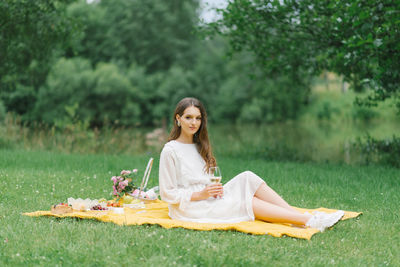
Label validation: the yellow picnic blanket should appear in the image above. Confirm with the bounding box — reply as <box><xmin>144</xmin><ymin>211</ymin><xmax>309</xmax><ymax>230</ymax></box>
<box><xmin>23</xmin><ymin>200</ymin><xmax>361</xmax><ymax>240</ymax></box>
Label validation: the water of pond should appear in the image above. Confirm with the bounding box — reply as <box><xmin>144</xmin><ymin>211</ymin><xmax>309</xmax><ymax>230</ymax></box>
<box><xmin>207</xmin><ymin>120</ymin><xmax>400</xmax><ymax>164</ymax></box>
<box><xmin>3</xmin><ymin>115</ymin><xmax>397</xmax><ymax>165</ymax></box>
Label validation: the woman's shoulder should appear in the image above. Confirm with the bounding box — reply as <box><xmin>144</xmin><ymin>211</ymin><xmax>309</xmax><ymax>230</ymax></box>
<box><xmin>161</xmin><ymin>140</ymin><xmax>196</xmax><ymax>156</ymax></box>
<box><xmin>163</xmin><ymin>140</ymin><xmax>177</xmax><ymax>149</ymax></box>
<box><xmin>161</xmin><ymin>140</ymin><xmax>178</xmax><ymax>154</ymax></box>
<box><xmin>161</xmin><ymin>141</ymin><xmax>185</xmax><ymax>162</ymax></box>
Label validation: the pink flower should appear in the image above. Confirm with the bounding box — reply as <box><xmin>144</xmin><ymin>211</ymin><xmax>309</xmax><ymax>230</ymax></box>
<box><xmin>111</xmin><ymin>169</ymin><xmax>138</xmax><ymax>198</ymax></box>
<box><xmin>131</xmin><ymin>189</ymin><xmax>146</xmax><ymax>198</ymax></box>
<box><xmin>131</xmin><ymin>189</ymin><xmax>140</xmax><ymax>197</ymax></box>
<box><xmin>118</xmin><ymin>181</ymin><xmax>126</xmax><ymax>190</ymax></box>
<box><xmin>112</xmin><ymin>185</ymin><xmax>118</xmax><ymax>196</ymax></box>
<box><xmin>121</xmin><ymin>170</ymin><xmax>132</xmax><ymax>176</ymax></box>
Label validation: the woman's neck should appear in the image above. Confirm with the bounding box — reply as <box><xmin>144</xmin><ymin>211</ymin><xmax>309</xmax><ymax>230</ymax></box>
<box><xmin>176</xmin><ymin>134</ymin><xmax>194</xmax><ymax>144</ymax></box>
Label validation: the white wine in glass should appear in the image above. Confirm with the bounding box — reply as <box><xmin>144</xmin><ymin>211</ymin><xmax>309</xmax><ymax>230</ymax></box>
<box><xmin>210</xmin><ymin>176</ymin><xmax>221</xmax><ymax>183</ymax></box>
<box><xmin>209</xmin><ymin>166</ymin><xmax>222</xmax><ymax>199</ymax></box>
<box><xmin>209</xmin><ymin>166</ymin><xmax>222</xmax><ymax>184</ymax></box>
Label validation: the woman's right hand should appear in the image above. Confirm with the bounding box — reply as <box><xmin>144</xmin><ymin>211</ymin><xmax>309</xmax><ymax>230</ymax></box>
<box><xmin>202</xmin><ymin>183</ymin><xmax>223</xmax><ymax>199</ymax></box>
<box><xmin>190</xmin><ymin>183</ymin><xmax>224</xmax><ymax>201</ymax></box>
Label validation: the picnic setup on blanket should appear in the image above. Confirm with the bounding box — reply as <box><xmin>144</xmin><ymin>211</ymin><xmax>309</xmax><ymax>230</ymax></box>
<box><xmin>23</xmin><ymin>158</ymin><xmax>362</xmax><ymax>240</ymax></box>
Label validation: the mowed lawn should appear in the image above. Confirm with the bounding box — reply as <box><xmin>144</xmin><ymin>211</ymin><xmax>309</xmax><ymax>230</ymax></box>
<box><xmin>0</xmin><ymin>149</ymin><xmax>399</xmax><ymax>266</ymax></box>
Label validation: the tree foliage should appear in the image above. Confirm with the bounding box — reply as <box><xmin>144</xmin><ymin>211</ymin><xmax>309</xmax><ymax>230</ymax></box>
<box><xmin>0</xmin><ymin>0</ymin><xmax>78</xmax><ymax>115</ymax></box>
<box><xmin>4</xmin><ymin>0</ymin><xmax>308</xmax><ymax>126</ymax></box>
<box><xmin>34</xmin><ymin>58</ymin><xmax>141</xmax><ymax>127</ymax></box>
<box><xmin>6</xmin><ymin>0</ymin><xmax>395</xmax><ymax>127</ymax></box>
<box><xmin>68</xmin><ymin>0</ymin><xmax>199</xmax><ymax>73</ymax></box>
<box><xmin>209</xmin><ymin>0</ymin><xmax>400</xmax><ymax>108</ymax></box>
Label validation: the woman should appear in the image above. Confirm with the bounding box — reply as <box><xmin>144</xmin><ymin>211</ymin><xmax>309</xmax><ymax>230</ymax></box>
<box><xmin>159</xmin><ymin>97</ymin><xmax>344</xmax><ymax>231</ymax></box>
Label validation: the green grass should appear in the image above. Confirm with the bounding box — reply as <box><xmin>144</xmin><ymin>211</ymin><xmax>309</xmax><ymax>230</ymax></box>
<box><xmin>1</xmin><ymin>149</ymin><xmax>399</xmax><ymax>266</ymax></box>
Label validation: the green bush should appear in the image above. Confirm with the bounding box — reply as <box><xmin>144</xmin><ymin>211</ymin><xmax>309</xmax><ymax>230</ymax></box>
<box><xmin>0</xmin><ymin>100</ymin><xmax>5</xmax><ymax>121</ymax></box>
<box><xmin>354</xmin><ymin>135</ymin><xmax>400</xmax><ymax>168</ymax></box>
<box><xmin>239</xmin><ymin>76</ymin><xmax>310</xmax><ymax>123</ymax></box>
<box><xmin>316</xmin><ymin>101</ymin><xmax>340</xmax><ymax>120</ymax></box>
<box><xmin>152</xmin><ymin>66</ymin><xmax>195</xmax><ymax>122</ymax></box>
<box><xmin>89</xmin><ymin>63</ymin><xmax>140</xmax><ymax>126</ymax></box>
<box><xmin>210</xmin><ymin>75</ymin><xmax>247</xmax><ymax>122</ymax></box>
<box><xmin>0</xmin><ymin>100</ymin><xmax>11</xmax><ymax>149</ymax></box>
<box><xmin>352</xmin><ymin>105</ymin><xmax>378</xmax><ymax>122</ymax></box>
<box><xmin>1</xmin><ymin>84</ymin><xmax>37</xmax><ymax>119</ymax></box>
<box><xmin>33</xmin><ymin>58</ymin><xmax>141</xmax><ymax>127</ymax></box>
<box><xmin>33</xmin><ymin>57</ymin><xmax>94</xmax><ymax>125</ymax></box>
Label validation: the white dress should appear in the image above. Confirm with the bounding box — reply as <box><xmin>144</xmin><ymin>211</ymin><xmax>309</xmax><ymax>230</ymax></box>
<box><xmin>159</xmin><ymin>140</ymin><xmax>265</xmax><ymax>223</ymax></box>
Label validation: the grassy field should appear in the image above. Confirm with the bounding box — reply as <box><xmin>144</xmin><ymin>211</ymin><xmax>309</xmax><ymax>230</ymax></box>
<box><xmin>1</xmin><ymin>149</ymin><xmax>399</xmax><ymax>266</ymax></box>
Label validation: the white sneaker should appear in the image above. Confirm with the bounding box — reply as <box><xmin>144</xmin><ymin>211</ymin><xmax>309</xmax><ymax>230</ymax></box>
<box><xmin>306</xmin><ymin>210</ymin><xmax>345</xmax><ymax>232</ymax></box>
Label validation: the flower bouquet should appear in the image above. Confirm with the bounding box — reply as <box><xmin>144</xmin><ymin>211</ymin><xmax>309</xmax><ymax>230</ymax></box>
<box><xmin>109</xmin><ymin>159</ymin><xmax>157</xmax><ymax>208</ymax></box>
<box><xmin>111</xmin><ymin>169</ymin><xmax>138</xmax><ymax>202</ymax></box>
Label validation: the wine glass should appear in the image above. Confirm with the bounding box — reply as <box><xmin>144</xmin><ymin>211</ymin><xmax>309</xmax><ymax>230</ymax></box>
<box><xmin>209</xmin><ymin>166</ymin><xmax>222</xmax><ymax>198</ymax></box>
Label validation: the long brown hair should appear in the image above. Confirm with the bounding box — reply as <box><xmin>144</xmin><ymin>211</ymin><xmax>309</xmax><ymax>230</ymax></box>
<box><xmin>168</xmin><ymin>97</ymin><xmax>216</xmax><ymax>171</ymax></box>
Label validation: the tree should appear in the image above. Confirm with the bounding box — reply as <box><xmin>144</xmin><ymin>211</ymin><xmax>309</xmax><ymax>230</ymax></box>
<box><xmin>68</xmin><ymin>0</ymin><xmax>200</xmax><ymax>73</ymax></box>
<box><xmin>209</xmin><ymin>0</ymin><xmax>400</xmax><ymax>110</ymax></box>
<box><xmin>0</xmin><ymin>0</ymin><xmax>78</xmax><ymax>116</ymax></box>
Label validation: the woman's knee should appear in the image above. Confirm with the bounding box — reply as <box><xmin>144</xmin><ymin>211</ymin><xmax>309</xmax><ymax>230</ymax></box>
<box><xmin>252</xmin><ymin>197</ymin><xmax>261</xmax><ymax>214</ymax></box>
<box><xmin>243</xmin><ymin>170</ymin><xmax>256</xmax><ymax>177</ymax></box>
<box><xmin>244</xmin><ymin>171</ymin><xmax>266</xmax><ymax>184</ymax></box>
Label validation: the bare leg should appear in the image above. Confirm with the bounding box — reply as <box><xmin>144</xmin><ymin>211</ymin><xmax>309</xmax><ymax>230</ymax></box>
<box><xmin>253</xmin><ymin>197</ymin><xmax>312</xmax><ymax>225</ymax></box>
<box><xmin>255</xmin><ymin>182</ymin><xmax>301</xmax><ymax>214</ymax></box>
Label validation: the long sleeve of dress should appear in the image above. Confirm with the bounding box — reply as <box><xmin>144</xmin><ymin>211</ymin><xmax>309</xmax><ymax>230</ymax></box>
<box><xmin>159</xmin><ymin>145</ymin><xmax>194</xmax><ymax>211</ymax></box>
<box><xmin>158</xmin><ymin>140</ymin><xmax>263</xmax><ymax>223</ymax></box>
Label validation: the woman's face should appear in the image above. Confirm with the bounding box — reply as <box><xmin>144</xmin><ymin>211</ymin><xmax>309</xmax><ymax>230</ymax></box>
<box><xmin>177</xmin><ymin>106</ymin><xmax>202</xmax><ymax>137</ymax></box>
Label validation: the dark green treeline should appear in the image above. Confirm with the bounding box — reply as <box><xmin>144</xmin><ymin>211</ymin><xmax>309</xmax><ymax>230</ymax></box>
<box><xmin>0</xmin><ymin>0</ymin><xmax>310</xmax><ymax>127</ymax></box>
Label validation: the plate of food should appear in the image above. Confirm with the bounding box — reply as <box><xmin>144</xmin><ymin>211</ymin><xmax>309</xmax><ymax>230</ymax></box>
<box><xmin>51</xmin><ymin>203</ymin><xmax>73</xmax><ymax>214</ymax></box>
